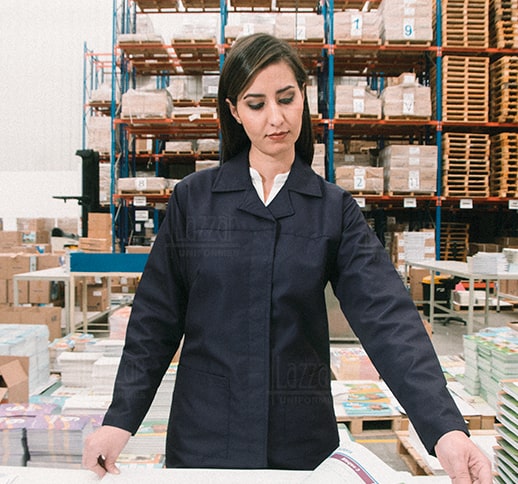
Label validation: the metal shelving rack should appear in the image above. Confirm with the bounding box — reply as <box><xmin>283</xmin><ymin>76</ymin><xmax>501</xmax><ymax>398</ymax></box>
<box><xmin>80</xmin><ymin>0</ymin><xmax>518</xmax><ymax>254</ymax></box>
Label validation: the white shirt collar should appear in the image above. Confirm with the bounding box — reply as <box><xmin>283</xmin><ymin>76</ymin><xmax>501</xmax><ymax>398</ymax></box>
<box><xmin>249</xmin><ymin>167</ymin><xmax>290</xmax><ymax>206</ymax></box>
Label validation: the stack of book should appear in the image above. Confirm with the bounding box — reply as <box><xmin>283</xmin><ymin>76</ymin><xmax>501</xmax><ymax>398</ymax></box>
<box><xmin>61</xmin><ymin>391</ymin><xmax>112</xmax><ymax>417</ymax></box>
<box><xmin>26</xmin><ymin>414</ymin><xmax>94</xmax><ymax>469</ymax></box>
<box><xmin>462</xmin><ymin>328</ymin><xmax>518</xmax><ymax>409</ymax></box>
<box><xmin>123</xmin><ymin>419</ymin><xmax>167</xmax><ymax>457</ymax></box>
<box><xmin>48</xmin><ymin>333</ymin><xmax>95</xmax><ymax>372</ymax></box>
<box><xmin>0</xmin><ymin>416</ymin><xmax>32</xmax><ymax>466</ymax></box>
<box><xmin>57</xmin><ymin>352</ymin><xmax>102</xmax><ymax>387</ymax></box>
<box><xmin>144</xmin><ymin>362</ymin><xmax>177</xmax><ymax>421</ymax></box>
<box><xmin>494</xmin><ymin>379</ymin><xmax>518</xmax><ymax>483</ymax></box>
<box><xmin>91</xmin><ymin>356</ymin><xmax>121</xmax><ymax>395</ymax></box>
<box><xmin>332</xmin><ymin>381</ymin><xmax>396</xmax><ymax>418</ymax></box>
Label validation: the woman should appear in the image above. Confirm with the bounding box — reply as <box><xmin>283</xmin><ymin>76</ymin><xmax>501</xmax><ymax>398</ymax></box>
<box><xmin>83</xmin><ymin>33</ymin><xmax>491</xmax><ymax>481</ymax></box>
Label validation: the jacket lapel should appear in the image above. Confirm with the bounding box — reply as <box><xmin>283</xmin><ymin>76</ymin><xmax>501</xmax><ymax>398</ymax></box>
<box><xmin>212</xmin><ymin>151</ymin><xmax>323</xmax><ymax>221</ymax></box>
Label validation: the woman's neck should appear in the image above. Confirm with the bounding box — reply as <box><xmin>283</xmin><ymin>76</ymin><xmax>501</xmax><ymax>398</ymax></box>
<box><xmin>249</xmin><ymin>150</ymin><xmax>293</xmax><ymax>202</ymax></box>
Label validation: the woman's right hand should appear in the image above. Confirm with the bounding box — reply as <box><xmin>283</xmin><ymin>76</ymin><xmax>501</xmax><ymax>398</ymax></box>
<box><xmin>82</xmin><ymin>425</ymin><xmax>132</xmax><ymax>478</ymax></box>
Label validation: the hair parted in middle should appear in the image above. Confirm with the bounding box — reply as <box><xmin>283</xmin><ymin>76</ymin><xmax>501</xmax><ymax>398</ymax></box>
<box><xmin>217</xmin><ymin>33</ymin><xmax>314</xmax><ymax>164</ymax></box>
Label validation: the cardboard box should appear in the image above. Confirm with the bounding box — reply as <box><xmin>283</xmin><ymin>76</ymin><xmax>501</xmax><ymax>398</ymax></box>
<box><xmin>0</xmin><ymin>232</ymin><xmax>23</xmax><ymax>250</ymax></box>
<box><xmin>86</xmin><ymin>286</ymin><xmax>109</xmax><ymax>312</ymax></box>
<box><xmin>7</xmin><ymin>280</ymin><xmax>29</xmax><ymax>305</ymax></box>
<box><xmin>0</xmin><ymin>307</ymin><xmax>61</xmax><ymax>341</ymax></box>
<box><xmin>36</xmin><ymin>254</ymin><xmax>63</xmax><ymax>271</ymax></box>
<box><xmin>0</xmin><ymin>280</ymin><xmax>6</xmax><ymax>305</ymax></box>
<box><xmin>0</xmin><ymin>359</ymin><xmax>29</xmax><ymax>403</ymax></box>
<box><xmin>29</xmin><ymin>280</ymin><xmax>64</xmax><ymax>306</ymax></box>
<box><xmin>8</xmin><ymin>254</ymin><xmax>38</xmax><ymax>279</ymax></box>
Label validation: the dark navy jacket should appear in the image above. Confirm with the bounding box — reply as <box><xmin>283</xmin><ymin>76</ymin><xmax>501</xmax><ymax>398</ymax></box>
<box><xmin>103</xmin><ymin>150</ymin><xmax>468</xmax><ymax>469</ymax></box>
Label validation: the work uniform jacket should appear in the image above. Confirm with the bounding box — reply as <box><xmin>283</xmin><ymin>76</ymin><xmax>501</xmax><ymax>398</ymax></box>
<box><xmin>103</xmin><ymin>150</ymin><xmax>468</xmax><ymax>469</ymax></box>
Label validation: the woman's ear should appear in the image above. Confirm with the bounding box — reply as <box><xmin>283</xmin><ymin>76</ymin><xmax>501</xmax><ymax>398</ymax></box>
<box><xmin>226</xmin><ymin>98</ymin><xmax>242</xmax><ymax>124</ymax></box>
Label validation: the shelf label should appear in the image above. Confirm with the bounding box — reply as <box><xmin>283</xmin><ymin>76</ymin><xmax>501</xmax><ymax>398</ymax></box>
<box><xmin>135</xmin><ymin>178</ymin><xmax>147</xmax><ymax>191</ymax></box>
<box><xmin>408</xmin><ymin>170</ymin><xmax>420</xmax><ymax>190</ymax></box>
<box><xmin>354</xmin><ymin>197</ymin><xmax>366</xmax><ymax>208</ymax></box>
<box><xmin>403</xmin><ymin>93</ymin><xmax>415</xmax><ymax>115</ymax></box>
<box><xmin>403</xmin><ymin>18</ymin><xmax>415</xmax><ymax>39</ymax></box>
<box><xmin>353</xmin><ymin>98</ymin><xmax>365</xmax><ymax>113</ymax></box>
<box><xmin>350</xmin><ymin>13</ymin><xmax>362</xmax><ymax>38</ymax></box>
<box><xmin>135</xmin><ymin>210</ymin><xmax>149</xmax><ymax>222</ymax></box>
<box><xmin>460</xmin><ymin>199</ymin><xmax>473</xmax><ymax>209</ymax></box>
<box><xmin>133</xmin><ymin>196</ymin><xmax>147</xmax><ymax>207</ymax></box>
<box><xmin>404</xmin><ymin>197</ymin><xmax>417</xmax><ymax>208</ymax></box>
<box><xmin>509</xmin><ymin>200</ymin><xmax>518</xmax><ymax>210</ymax></box>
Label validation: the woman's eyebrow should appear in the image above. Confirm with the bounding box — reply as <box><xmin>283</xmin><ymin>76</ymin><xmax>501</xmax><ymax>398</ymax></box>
<box><xmin>242</xmin><ymin>85</ymin><xmax>296</xmax><ymax>100</ymax></box>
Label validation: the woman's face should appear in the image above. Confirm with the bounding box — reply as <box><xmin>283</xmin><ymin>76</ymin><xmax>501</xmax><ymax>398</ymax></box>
<box><xmin>227</xmin><ymin>61</ymin><xmax>304</xmax><ymax>163</ymax></box>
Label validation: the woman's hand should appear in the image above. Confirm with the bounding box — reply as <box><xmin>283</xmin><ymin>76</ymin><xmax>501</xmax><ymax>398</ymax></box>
<box><xmin>82</xmin><ymin>425</ymin><xmax>132</xmax><ymax>478</ymax></box>
<box><xmin>435</xmin><ymin>430</ymin><xmax>492</xmax><ymax>483</ymax></box>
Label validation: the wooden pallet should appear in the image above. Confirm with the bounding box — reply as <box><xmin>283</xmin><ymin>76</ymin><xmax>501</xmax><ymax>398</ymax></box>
<box><xmin>181</xmin><ymin>0</ymin><xmax>221</xmax><ymax>9</ymax></box>
<box><xmin>336</xmin><ymin>414</ymin><xmax>402</xmax><ymax>435</ymax></box>
<box><xmin>335</xmin><ymin>38</ymin><xmax>382</xmax><ymax>46</ymax></box>
<box><xmin>491</xmin><ymin>20</ymin><xmax>518</xmax><ymax>48</ymax></box>
<box><xmin>133</xmin><ymin>0</ymin><xmax>180</xmax><ymax>13</ymax></box>
<box><xmin>395</xmin><ymin>431</ymin><xmax>434</xmax><ymax>476</ymax></box>
<box><xmin>336</xmin><ymin>112</ymin><xmax>382</xmax><ymax>120</ymax></box>
<box><xmin>117</xmin><ymin>189</ymin><xmax>171</xmax><ymax>196</ymax></box>
<box><xmin>385</xmin><ymin>191</ymin><xmax>436</xmax><ymax>197</ymax></box>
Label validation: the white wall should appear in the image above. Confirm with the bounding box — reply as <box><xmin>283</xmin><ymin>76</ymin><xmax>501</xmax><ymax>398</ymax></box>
<box><xmin>0</xmin><ymin>1</ymin><xmax>114</xmax><ymax>229</ymax></box>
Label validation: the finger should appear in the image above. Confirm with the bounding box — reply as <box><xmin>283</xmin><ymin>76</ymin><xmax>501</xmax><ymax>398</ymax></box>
<box><xmin>100</xmin><ymin>455</ymin><xmax>120</xmax><ymax>475</ymax></box>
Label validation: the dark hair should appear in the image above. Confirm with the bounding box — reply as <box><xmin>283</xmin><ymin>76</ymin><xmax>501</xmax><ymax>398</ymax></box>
<box><xmin>218</xmin><ymin>33</ymin><xmax>314</xmax><ymax>164</ymax></box>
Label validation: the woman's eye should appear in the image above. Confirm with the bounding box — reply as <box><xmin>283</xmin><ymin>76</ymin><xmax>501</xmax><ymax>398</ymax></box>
<box><xmin>248</xmin><ymin>103</ymin><xmax>264</xmax><ymax>110</ymax></box>
<box><xmin>279</xmin><ymin>96</ymin><xmax>294</xmax><ymax>105</ymax></box>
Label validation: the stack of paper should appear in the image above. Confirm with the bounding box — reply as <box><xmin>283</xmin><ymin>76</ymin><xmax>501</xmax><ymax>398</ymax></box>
<box><xmin>144</xmin><ymin>363</ymin><xmax>177</xmax><ymax>421</ymax></box>
<box><xmin>92</xmin><ymin>357</ymin><xmax>121</xmax><ymax>395</ymax></box>
<box><xmin>117</xmin><ymin>453</ymin><xmax>165</xmax><ymax>469</ymax></box>
<box><xmin>0</xmin><ymin>416</ymin><xmax>32</xmax><ymax>466</ymax></box>
<box><xmin>469</xmin><ymin>252</ymin><xmax>508</xmax><ymax>274</ymax></box>
<box><xmin>123</xmin><ymin>419</ymin><xmax>167</xmax><ymax>456</ymax></box>
<box><xmin>61</xmin><ymin>391</ymin><xmax>112</xmax><ymax>417</ymax></box>
<box><xmin>48</xmin><ymin>333</ymin><xmax>95</xmax><ymax>372</ymax></box>
<box><xmin>57</xmin><ymin>352</ymin><xmax>102</xmax><ymax>387</ymax></box>
<box><xmin>85</xmin><ymin>338</ymin><xmax>125</xmax><ymax>357</ymax></box>
<box><xmin>494</xmin><ymin>379</ymin><xmax>518</xmax><ymax>482</ymax></box>
<box><xmin>26</xmin><ymin>415</ymin><xmax>93</xmax><ymax>469</ymax></box>
<box><xmin>462</xmin><ymin>328</ymin><xmax>518</xmax><ymax>409</ymax></box>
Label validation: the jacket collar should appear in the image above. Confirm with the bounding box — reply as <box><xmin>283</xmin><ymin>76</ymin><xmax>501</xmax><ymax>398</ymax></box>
<box><xmin>212</xmin><ymin>150</ymin><xmax>322</xmax><ymax>220</ymax></box>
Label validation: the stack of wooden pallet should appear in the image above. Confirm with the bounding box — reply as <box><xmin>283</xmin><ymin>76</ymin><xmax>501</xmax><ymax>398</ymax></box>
<box><xmin>491</xmin><ymin>133</ymin><xmax>518</xmax><ymax>197</ymax></box>
<box><xmin>442</xmin><ymin>133</ymin><xmax>491</xmax><ymax>198</ymax></box>
<box><xmin>433</xmin><ymin>56</ymin><xmax>489</xmax><ymax>123</ymax></box>
<box><xmin>490</xmin><ymin>0</ymin><xmax>518</xmax><ymax>48</ymax></box>
<box><xmin>490</xmin><ymin>56</ymin><xmax>518</xmax><ymax>123</ymax></box>
<box><xmin>440</xmin><ymin>222</ymin><xmax>470</xmax><ymax>261</ymax></box>
<box><xmin>435</xmin><ymin>0</ymin><xmax>489</xmax><ymax>48</ymax></box>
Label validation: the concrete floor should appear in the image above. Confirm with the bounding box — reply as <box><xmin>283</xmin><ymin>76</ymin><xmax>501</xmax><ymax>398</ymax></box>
<box><xmin>346</xmin><ymin>306</ymin><xmax>518</xmax><ymax>475</ymax></box>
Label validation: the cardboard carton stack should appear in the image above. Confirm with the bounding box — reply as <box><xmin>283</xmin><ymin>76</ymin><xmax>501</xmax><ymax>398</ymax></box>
<box><xmin>312</xmin><ymin>143</ymin><xmax>326</xmax><ymax>179</ymax></box>
<box><xmin>391</xmin><ymin>230</ymin><xmax>435</xmax><ymax>276</ymax></box>
<box><xmin>335</xmin><ymin>166</ymin><xmax>384</xmax><ymax>194</ymax></box>
<box><xmin>86</xmin><ymin>116</ymin><xmax>111</xmax><ymax>154</ymax></box>
<box><xmin>379</xmin><ymin>0</ymin><xmax>433</xmax><ymax>43</ymax></box>
<box><xmin>380</xmin><ymin>144</ymin><xmax>437</xmax><ymax>195</ymax></box>
<box><xmin>334</xmin><ymin>10</ymin><xmax>381</xmax><ymax>43</ymax></box>
<box><xmin>381</xmin><ymin>73</ymin><xmax>432</xmax><ymax>119</ymax></box>
<box><xmin>121</xmin><ymin>89</ymin><xmax>173</xmax><ymax>119</ymax></box>
<box><xmin>78</xmin><ymin>212</ymin><xmax>112</xmax><ymax>254</ymax></box>
<box><xmin>335</xmin><ymin>85</ymin><xmax>382</xmax><ymax>119</ymax></box>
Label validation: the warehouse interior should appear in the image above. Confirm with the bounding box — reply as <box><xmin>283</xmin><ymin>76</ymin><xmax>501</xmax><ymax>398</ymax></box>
<box><xmin>1</xmin><ymin>0</ymin><xmax>518</xmax><ymax>482</ymax></box>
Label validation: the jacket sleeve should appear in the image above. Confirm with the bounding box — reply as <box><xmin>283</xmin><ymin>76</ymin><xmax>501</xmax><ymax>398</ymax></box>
<box><xmin>330</xmin><ymin>192</ymin><xmax>468</xmax><ymax>455</ymax></box>
<box><xmin>102</xmin><ymin>187</ymin><xmax>188</xmax><ymax>434</ymax></box>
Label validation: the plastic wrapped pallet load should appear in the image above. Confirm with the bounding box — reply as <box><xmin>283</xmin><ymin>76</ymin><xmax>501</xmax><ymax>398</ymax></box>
<box><xmin>121</xmin><ymin>88</ymin><xmax>173</xmax><ymax>118</ymax></box>
<box><xmin>381</xmin><ymin>74</ymin><xmax>432</xmax><ymax>119</ymax></box>
<box><xmin>335</xmin><ymin>85</ymin><xmax>382</xmax><ymax>118</ymax></box>
<box><xmin>87</xmin><ymin>116</ymin><xmax>111</xmax><ymax>154</ymax></box>
<box><xmin>380</xmin><ymin>144</ymin><xmax>437</xmax><ymax>194</ymax></box>
<box><xmin>117</xmin><ymin>177</ymin><xmax>168</xmax><ymax>193</ymax></box>
<box><xmin>335</xmin><ymin>166</ymin><xmax>383</xmax><ymax>194</ymax></box>
<box><xmin>379</xmin><ymin>0</ymin><xmax>433</xmax><ymax>43</ymax></box>
<box><xmin>334</xmin><ymin>10</ymin><xmax>381</xmax><ymax>43</ymax></box>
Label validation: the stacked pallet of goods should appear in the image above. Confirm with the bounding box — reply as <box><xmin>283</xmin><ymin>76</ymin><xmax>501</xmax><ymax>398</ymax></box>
<box><xmin>379</xmin><ymin>0</ymin><xmax>433</xmax><ymax>44</ymax></box>
<box><xmin>491</xmin><ymin>133</ymin><xmax>518</xmax><ymax>197</ymax></box>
